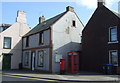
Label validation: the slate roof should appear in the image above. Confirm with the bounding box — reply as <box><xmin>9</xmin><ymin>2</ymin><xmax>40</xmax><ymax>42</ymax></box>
<box><xmin>24</xmin><ymin>11</ymin><xmax>67</xmax><ymax>37</ymax></box>
<box><xmin>0</xmin><ymin>24</ymin><xmax>11</xmax><ymax>26</ymax></box>
<box><xmin>0</xmin><ymin>24</ymin><xmax>11</xmax><ymax>33</ymax></box>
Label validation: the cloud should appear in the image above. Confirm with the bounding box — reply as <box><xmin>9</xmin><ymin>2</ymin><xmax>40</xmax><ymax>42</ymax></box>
<box><xmin>76</xmin><ymin>0</ymin><xmax>119</xmax><ymax>9</ymax></box>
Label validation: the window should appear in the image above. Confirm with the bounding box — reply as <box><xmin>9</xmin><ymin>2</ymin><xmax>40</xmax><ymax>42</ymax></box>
<box><xmin>24</xmin><ymin>52</ymin><xmax>29</xmax><ymax>66</ymax></box>
<box><xmin>109</xmin><ymin>50</ymin><xmax>118</xmax><ymax>66</ymax></box>
<box><xmin>37</xmin><ymin>51</ymin><xmax>44</xmax><ymax>67</ymax></box>
<box><xmin>0</xmin><ymin>26</ymin><xmax>3</xmax><ymax>32</ymax></box>
<box><xmin>39</xmin><ymin>32</ymin><xmax>44</xmax><ymax>44</ymax></box>
<box><xmin>26</xmin><ymin>36</ymin><xmax>29</xmax><ymax>47</ymax></box>
<box><xmin>3</xmin><ymin>37</ymin><xmax>11</xmax><ymax>49</ymax></box>
<box><xmin>72</xmin><ymin>20</ymin><xmax>76</xmax><ymax>27</ymax></box>
<box><xmin>81</xmin><ymin>36</ymin><xmax>82</xmax><ymax>43</ymax></box>
<box><xmin>109</xmin><ymin>27</ymin><xmax>117</xmax><ymax>42</ymax></box>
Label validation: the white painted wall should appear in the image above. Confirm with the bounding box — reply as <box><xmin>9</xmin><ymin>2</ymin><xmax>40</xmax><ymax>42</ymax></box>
<box><xmin>0</xmin><ymin>11</ymin><xmax>30</xmax><ymax>70</ymax></box>
<box><xmin>22</xmin><ymin>9</ymin><xmax>84</xmax><ymax>73</ymax></box>
<box><xmin>52</xmin><ymin>11</ymin><xmax>84</xmax><ymax>73</ymax></box>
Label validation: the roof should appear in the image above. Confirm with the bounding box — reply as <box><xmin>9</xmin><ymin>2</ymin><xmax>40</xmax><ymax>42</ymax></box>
<box><xmin>24</xmin><ymin>11</ymin><xmax>67</xmax><ymax>37</ymax></box>
<box><xmin>0</xmin><ymin>24</ymin><xmax>11</xmax><ymax>27</ymax></box>
<box><xmin>0</xmin><ymin>24</ymin><xmax>11</xmax><ymax>33</ymax></box>
<box><xmin>82</xmin><ymin>5</ymin><xmax>120</xmax><ymax>33</ymax></box>
<box><xmin>99</xmin><ymin>6</ymin><xmax>120</xmax><ymax>19</ymax></box>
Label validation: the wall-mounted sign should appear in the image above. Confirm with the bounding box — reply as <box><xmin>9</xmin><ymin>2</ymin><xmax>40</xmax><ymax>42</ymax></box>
<box><xmin>55</xmin><ymin>54</ymin><xmax>62</xmax><ymax>62</ymax></box>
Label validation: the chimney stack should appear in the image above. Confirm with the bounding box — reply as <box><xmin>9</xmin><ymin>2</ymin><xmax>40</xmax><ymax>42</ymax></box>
<box><xmin>97</xmin><ymin>0</ymin><xmax>105</xmax><ymax>7</ymax></box>
<box><xmin>39</xmin><ymin>16</ymin><xmax>45</xmax><ymax>24</ymax></box>
<box><xmin>16</xmin><ymin>11</ymin><xmax>27</xmax><ymax>23</ymax></box>
<box><xmin>66</xmin><ymin>6</ymin><xmax>74</xmax><ymax>12</ymax></box>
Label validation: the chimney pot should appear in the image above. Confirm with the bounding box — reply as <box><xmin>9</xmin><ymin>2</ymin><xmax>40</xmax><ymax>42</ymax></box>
<box><xmin>97</xmin><ymin>0</ymin><xmax>105</xmax><ymax>7</ymax></box>
<box><xmin>39</xmin><ymin>16</ymin><xmax>45</xmax><ymax>24</ymax></box>
<box><xmin>66</xmin><ymin>6</ymin><xmax>74</xmax><ymax>12</ymax></box>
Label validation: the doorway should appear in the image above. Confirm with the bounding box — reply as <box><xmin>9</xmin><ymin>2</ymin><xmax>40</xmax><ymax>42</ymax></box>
<box><xmin>2</xmin><ymin>53</ymin><xmax>12</xmax><ymax>70</ymax></box>
<box><xmin>31</xmin><ymin>51</ymin><xmax>36</xmax><ymax>71</ymax></box>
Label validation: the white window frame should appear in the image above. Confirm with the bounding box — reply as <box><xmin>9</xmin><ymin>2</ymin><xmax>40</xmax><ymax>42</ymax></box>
<box><xmin>108</xmin><ymin>26</ymin><xmax>118</xmax><ymax>44</ymax></box>
<box><xmin>3</xmin><ymin>37</ymin><xmax>12</xmax><ymax>49</ymax></box>
<box><xmin>37</xmin><ymin>51</ymin><xmax>44</xmax><ymax>67</ymax></box>
<box><xmin>109</xmin><ymin>50</ymin><xmax>118</xmax><ymax>66</ymax></box>
<box><xmin>24</xmin><ymin>51</ymin><xmax>29</xmax><ymax>66</ymax></box>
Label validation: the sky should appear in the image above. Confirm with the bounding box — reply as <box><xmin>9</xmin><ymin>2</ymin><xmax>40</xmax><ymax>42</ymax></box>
<box><xmin>1</xmin><ymin>0</ymin><xmax>119</xmax><ymax>28</ymax></box>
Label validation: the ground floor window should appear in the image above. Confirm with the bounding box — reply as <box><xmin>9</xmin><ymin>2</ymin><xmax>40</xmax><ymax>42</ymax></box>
<box><xmin>37</xmin><ymin>51</ymin><xmax>44</xmax><ymax>67</ymax></box>
<box><xmin>109</xmin><ymin>50</ymin><xmax>118</xmax><ymax>66</ymax></box>
<box><xmin>24</xmin><ymin>52</ymin><xmax>29</xmax><ymax>66</ymax></box>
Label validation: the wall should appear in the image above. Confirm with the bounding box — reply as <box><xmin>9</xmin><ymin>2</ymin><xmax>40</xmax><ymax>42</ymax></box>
<box><xmin>22</xmin><ymin>48</ymin><xmax>50</xmax><ymax>71</ymax></box>
<box><xmin>22</xmin><ymin>29</ymin><xmax>50</xmax><ymax>71</ymax></box>
<box><xmin>52</xmin><ymin>11</ymin><xmax>84</xmax><ymax>73</ymax></box>
<box><xmin>0</xmin><ymin>35</ymin><xmax>2</xmax><ymax>70</ymax></box>
<box><xmin>0</xmin><ymin>22</ymin><xmax>30</xmax><ymax>70</ymax></box>
<box><xmin>23</xmin><ymin>29</ymin><xmax>50</xmax><ymax>49</ymax></box>
<box><xmin>82</xmin><ymin>6</ymin><xmax>120</xmax><ymax>73</ymax></box>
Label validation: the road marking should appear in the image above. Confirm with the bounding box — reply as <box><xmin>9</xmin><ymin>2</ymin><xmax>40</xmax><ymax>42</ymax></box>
<box><xmin>1</xmin><ymin>74</ymin><xmax>59</xmax><ymax>82</ymax></box>
<box><xmin>56</xmin><ymin>75</ymin><xmax>68</xmax><ymax>80</ymax></box>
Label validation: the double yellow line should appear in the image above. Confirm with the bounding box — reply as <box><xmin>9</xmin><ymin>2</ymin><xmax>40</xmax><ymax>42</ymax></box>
<box><xmin>0</xmin><ymin>74</ymin><xmax>60</xmax><ymax>82</ymax></box>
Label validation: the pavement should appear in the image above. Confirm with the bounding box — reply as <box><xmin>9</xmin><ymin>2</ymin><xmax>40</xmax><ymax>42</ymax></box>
<box><xmin>1</xmin><ymin>70</ymin><xmax>120</xmax><ymax>82</ymax></box>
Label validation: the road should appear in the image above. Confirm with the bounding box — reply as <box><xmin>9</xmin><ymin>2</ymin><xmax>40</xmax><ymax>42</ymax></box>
<box><xmin>1</xmin><ymin>75</ymin><xmax>119</xmax><ymax>83</ymax></box>
<box><xmin>1</xmin><ymin>73</ymin><xmax>120</xmax><ymax>83</ymax></box>
<box><xmin>1</xmin><ymin>74</ymin><xmax>59</xmax><ymax>83</ymax></box>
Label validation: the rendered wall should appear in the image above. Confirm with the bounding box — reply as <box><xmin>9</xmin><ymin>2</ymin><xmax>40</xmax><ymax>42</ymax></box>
<box><xmin>52</xmin><ymin>11</ymin><xmax>84</xmax><ymax>73</ymax></box>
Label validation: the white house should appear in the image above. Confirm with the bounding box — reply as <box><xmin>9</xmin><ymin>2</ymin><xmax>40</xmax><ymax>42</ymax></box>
<box><xmin>22</xmin><ymin>6</ymin><xmax>84</xmax><ymax>73</ymax></box>
<box><xmin>0</xmin><ymin>11</ymin><xmax>30</xmax><ymax>70</ymax></box>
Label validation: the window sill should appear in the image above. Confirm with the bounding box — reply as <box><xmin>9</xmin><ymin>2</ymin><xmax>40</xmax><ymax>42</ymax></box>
<box><xmin>108</xmin><ymin>41</ymin><xmax>119</xmax><ymax>44</ymax></box>
<box><xmin>37</xmin><ymin>66</ymin><xmax>43</xmax><ymax>67</ymax></box>
<box><xmin>71</xmin><ymin>25</ymin><xmax>76</xmax><ymax>28</ymax></box>
<box><xmin>113</xmin><ymin>65</ymin><xmax>118</xmax><ymax>66</ymax></box>
<box><xmin>3</xmin><ymin>48</ymin><xmax>11</xmax><ymax>49</ymax></box>
<box><xmin>24</xmin><ymin>65</ymin><xmax>29</xmax><ymax>66</ymax></box>
<box><xmin>39</xmin><ymin>43</ymin><xmax>44</xmax><ymax>45</ymax></box>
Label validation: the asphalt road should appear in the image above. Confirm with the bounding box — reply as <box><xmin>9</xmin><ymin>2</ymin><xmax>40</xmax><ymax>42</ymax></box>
<box><xmin>2</xmin><ymin>75</ymin><xmax>58</xmax><ymax>83</ymax></box>
<box><xmin>1</xmin><ymin>74</ymin><xmax>120</xmax><ymax>83</ymax></box>
<box><xmin>2</xmin><ymin>75</ymin><xmax>120</xmax><ymax>83</ymax></box>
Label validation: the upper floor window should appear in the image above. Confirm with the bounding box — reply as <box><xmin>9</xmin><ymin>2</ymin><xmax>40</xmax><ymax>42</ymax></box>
<box><xmin>3</xmin><ymin>37</ymin><xmax>11</xmax><ymax>49</ymax></box>
<box><xmin>109</xmin><ymin>27</ymin><xmax>117</xmax><ymax>42</ymax></box>
<box><xmin>72</xmin><ymin>20</ymin><xmax>76</xmax><ymax>27</ymax></box>
<box><xmin>109</xmin><ymin>50</ymin><xmax>118</xmax><ymax>66</ymax></box>
<box><xmin>39</xmin><ymin>32</ymin><xmax>44</xmax><ymax>44</ymax></box>
<box><xmin>26</xmin><ymin>36</ymin><xmax>29</xmax><ymax>47</ymax></box>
